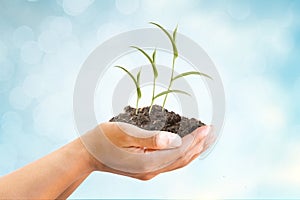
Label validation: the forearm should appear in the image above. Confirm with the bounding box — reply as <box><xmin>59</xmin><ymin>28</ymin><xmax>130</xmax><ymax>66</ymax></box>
<box><xmin>57</xmin><ymin>173</ymin><xmax>90</xmax><ymax>199</ymax></box>
<box><xmin>0</xmin><ymin>138</ymin><xmax>94</xmax><ymax>199</ymax></box>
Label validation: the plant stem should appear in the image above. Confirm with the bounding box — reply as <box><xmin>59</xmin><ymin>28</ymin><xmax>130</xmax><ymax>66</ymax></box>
<box><xmin>162</xmin><ymin>56</ymin><xmax>177</xmax><ymax>109</ymax></box>
<box><xmin>149</xmin><ymin>77</ymin><xmax>156</xmax><ymax>112</ymax></box>
<box><xmin>135</xmin><ymin>96</ymin><xmax>139</xmax><ymax>114</ymax></box>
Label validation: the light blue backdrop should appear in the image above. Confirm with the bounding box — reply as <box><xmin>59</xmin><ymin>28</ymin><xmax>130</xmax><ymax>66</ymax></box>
<box><xmin>0</xmin><ymin>0</ymin><xmax>300</xmax><ymax>198</ymax></box>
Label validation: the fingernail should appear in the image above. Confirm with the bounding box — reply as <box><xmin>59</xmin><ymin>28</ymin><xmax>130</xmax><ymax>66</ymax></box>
<box><xmin>159</xmin><ymin>131</ymin><xmax>182</xmax><ymax>148</ymax></box>
<box><xmin>199</xmin><ymin>125</ymin><xmax>211</xmax><ymax>136</ymax></box>
<box><xmin>167</xmin><ymin>133</ymin><xmax>182</xmax><ymax>148</ymax></box>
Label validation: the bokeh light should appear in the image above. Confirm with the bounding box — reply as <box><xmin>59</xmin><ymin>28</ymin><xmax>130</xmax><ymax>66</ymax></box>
<box><xmin>1</xmin><ymin>111</ymin><xmax>23</xmax><ymax>135</ymax></box>
<box><xmin>0</xmin><ymin>40</ymin><xmax>8</xmax><ymax>62</ymax></box>
<box><xmin>0</xmin><ymin>59</ymin><xmax>15</xmax><ymax>81</ymax></box>
<box><xmin>115</xmin><ymin>0</ymin><xmax>139</xmax><ymax>15</ymax></box>
<box><xmin>12</xmin><ymin>26</ymin><xmax>35</xmax><ymax>48</ymax></box>
<box><xmin>62</xmin><ymin>0</ymin><xmax>94</xmax><ymax>16</ymax></box>
<box><xmin>227</xmin><ymin>0</ymin><xmax>251</xmax><ymax>20</ymax></box>
<box><xmin>0</xmin><ymin>0</ymin><xmax>299</xmax><ymax>198</ymax></box>
<box><xmin>22</xmin><ymin>74</ymin><xmax>45</xmax><ymax>98</ymax></box>
<box><xmin>20</xmin><ymin>41</ymin><xmax>43</xmax><ymax>64</ymax></box>
<box><xmin>9</xmin><ymin>86</ymin><xmax>32</xmax><ymax>110</ymax></box>
<box><xmin>38</xmin><ymin>30</ymin><xmax>60</xmax><ymax>53</ymax></box>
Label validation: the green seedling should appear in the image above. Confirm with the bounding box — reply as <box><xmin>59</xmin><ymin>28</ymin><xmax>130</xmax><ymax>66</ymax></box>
<box><xmin>152</xmin><ymin>89</ymin><xmax>190</xmax><ymax>101</ymax></box>
<box><xmin>150</xmin><ymin>22</ymin><xmax>212</xmax><ymax>110</ymax></box>
<box><xmin>115</xmin><ymin>66</ymin><xmax>142</xmax><ymax>114</ymax></box>
<box><xmin>114</xmin><ymin>22</ymin><xmax>212</xmax><ymax>114</ymax></box>
<box><xmin>131</xmin><ymin>46</ymin><xmax>158</xmax><ymax>112</ymax></box>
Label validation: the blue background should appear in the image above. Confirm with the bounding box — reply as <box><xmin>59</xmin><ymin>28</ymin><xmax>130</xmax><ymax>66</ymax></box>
<box><xmin>0</xmin><ymin>0</ymin><xmax>300</xmax><ymax>198</ymax></box>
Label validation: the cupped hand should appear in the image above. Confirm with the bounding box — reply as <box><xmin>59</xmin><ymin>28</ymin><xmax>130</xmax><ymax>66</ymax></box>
<box><xmin>80</xmin><ymin>122</ymin><xmax>215</xmax><ymax>180</ymax></box>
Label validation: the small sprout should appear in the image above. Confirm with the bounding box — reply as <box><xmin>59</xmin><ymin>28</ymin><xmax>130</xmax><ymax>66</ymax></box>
<box><xmin>114</xmin><ymin>22</ymin><xmax>212</xmax><ymax>115</ymax></box>
<box><xmin>131</xmin><ymin>46</ymin><xmax>158</xmax><ymax>112</ymax></box>
<box><xmin>115</xmin><ymin>66</ymin><xmax>142</xmax><ymax>114</ymax></box>
<box><xmin>172</xmin><ymin>71</ymin><xmax>212</xmax><ymax>81</ymax></box>
<box><xmin>130</xmin><ymin>46</ymin><xmax>158</xmax><ymax>78</ymax></box>
<box><xmin>173</xmin><ymin>25</ymin><xmax>178</xmax><ymax>42</ymax></box>
<box><xmin>153</xmin><ymin>89</ymin><xmax>190</xmax><ymax>100</ymax></box>
<box><xmin>150</xmin><ymin>22</ymin><xmax>212</xmax><ymax>109</ymax></box>
<box><xmin>150</xmin><ymin>22</ymin><xmax>179</xmax><ymax>109</ymax></box>
<box><xmin>150</xmin><ymin>22</ymin><xmax>178</xmax><ymax>58</ymax></box>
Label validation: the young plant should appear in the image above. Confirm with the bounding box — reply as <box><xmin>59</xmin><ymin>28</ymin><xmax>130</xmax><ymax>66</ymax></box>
<box><xmin>150</xmin><ymin>22</ymin><xmax>212</xmax><ymax>109</ymax></box>
<box><xmin>114</xmin><ymin>66</ymin><xmax>142</xmax><ymax>114</ymax></box>
<box><xmin>114</xmin><ymin>23</ymin><xmax>212</xmax><ymax>115</ymax></box>
<box><xmin>131</xmin><ymin>46</ymin><xmax>158</xmax><ymax>112</ymax></box>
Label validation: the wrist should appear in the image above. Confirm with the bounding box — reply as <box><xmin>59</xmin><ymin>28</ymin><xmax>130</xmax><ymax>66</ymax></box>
<box><xmin>75</xmin><ymin>137</ymin><xmax>105</xmax><ymax>172</ymax></box>
<box><xmin>70</xmin><ymin>138</ymin><xmax>97</xmax><ymax>173</ymax></box>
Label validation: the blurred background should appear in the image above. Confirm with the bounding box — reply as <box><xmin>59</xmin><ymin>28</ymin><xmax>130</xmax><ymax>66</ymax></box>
<box><xmin>0</xmin><ymin>0</ymin><xmax>300</xmax><ymax>198</ymax></box>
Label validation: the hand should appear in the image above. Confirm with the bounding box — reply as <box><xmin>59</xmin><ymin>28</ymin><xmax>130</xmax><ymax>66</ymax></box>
<box><xmin>0</xmin><ymin>122</ymin><xmax>215</xmax><ymax>199</ymax></box>
<box><xmin>80</xmin><ymin>122</ymin><xmax>215</xmax><ymax>180</ymax></box>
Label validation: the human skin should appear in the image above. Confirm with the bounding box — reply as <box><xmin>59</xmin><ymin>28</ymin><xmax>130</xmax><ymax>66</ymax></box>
<box><xmin>0</xmin><ymin>122</ymin><xmax>215</xmax><ymax>199</ymax></box>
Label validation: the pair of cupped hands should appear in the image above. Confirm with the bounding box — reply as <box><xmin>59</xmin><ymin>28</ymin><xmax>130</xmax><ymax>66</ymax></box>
<box><xmin>81</xmin><ymin>121</ymin><xmax>216</xmax><ymax>180</ymax></box>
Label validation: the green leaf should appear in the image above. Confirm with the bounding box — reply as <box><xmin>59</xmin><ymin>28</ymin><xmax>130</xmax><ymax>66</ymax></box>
<box><xmin>151</xmin><ymin>49</ymin><xmax>158</xmax><ymax>78</ymax></box>
<box><xmin>137</xmin><ymin>87</ymin><xmax>142</xmax><ymax>99</ymax></box>
<box><xmin>173</xmin><ymin>25</ymin><xmax>178</xmax><ymax>42</ymax></box>
<box><xmin>172</xmin><ymin>71</ymin><xmax>212</xmax><ymax>81</ymax></box>
<box><xmin>152</xmin><ymin>49</ymin><xmax>156</xmax><ymax>63</ymax></box>
<box><xmin>136</xmin><ymin>69</ymin><xmax>142</xmax><ymax>98</ymax></box>
<box><xmin>115</xmin><ymin>65</ymin><xmax>138</xmax><ymax>87</ymax></box>
<box><xmin>131</xmin><ymin>46</ymin><xmax>158</xmax><ymax>78</ymax></box>
<box><xmin>114</xmin><ymin>66</ymin><xmax>137</xmax><ymax>84</ymax></box>
<box><xmin>150</xmin><ymin>22</ymin><xmax>178</xmax><ymax>58</ymax></box>
<box><xmin>115</xmin><ymin>66</ymin><xmax>141</xmax><ymax>99</ymax></box>
<box><xmin>131</xmin><ymin>46</ymin><xmax>152</xmax><ymax>63</ymax></box>
<box><xmin>153</xmin><ymin>89</ymin><xmax>190</xmax><ymax>100</ymax></box>
<box><xmin>136</xmin><ymin>68</ymin><xmax>141</xmax><ymax>85</ymax></box>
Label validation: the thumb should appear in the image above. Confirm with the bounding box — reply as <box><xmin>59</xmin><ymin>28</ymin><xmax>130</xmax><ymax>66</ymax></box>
<box><xmin>135</xmin><ymin>131</ymin><xmax>182</xmax><ymax>150</ymax></box>
<box><xmin>115</xmin><ymin>122</ymin><xmax>182</xmax><ymax>149</ymax></box>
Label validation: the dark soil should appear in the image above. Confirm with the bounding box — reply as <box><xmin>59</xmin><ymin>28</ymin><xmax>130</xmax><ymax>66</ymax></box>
<box><xmin>109</xmin><ymin>105</ymin><xmax>205</xmax><ymax>137</ymax></box>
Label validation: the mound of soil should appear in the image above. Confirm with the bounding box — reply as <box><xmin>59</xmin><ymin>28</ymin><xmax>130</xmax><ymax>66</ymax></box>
<box><xmin>109</xmin><ymin>105</ymin><xmax>205</xmax><ymax>137</ymax></box>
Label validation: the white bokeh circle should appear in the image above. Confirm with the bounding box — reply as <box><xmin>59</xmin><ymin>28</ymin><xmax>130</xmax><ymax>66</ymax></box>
<box><xmin>38</xmin><ymin>30</ymin><xmax>60</xmax><ymax>53</ymax></box>
<box><xmin>115</xmin><ymin>0</ymin><xmax>139</xmax><ymax>15</ymax></box>
<box><xmin>9</xmin><ymin>86</ymin><xmax>32</xmax><ymax>110</ymax></box>
<box><xmin>12</xmin><ymin>26</ymin><xmax>35</xmax><ymax>48</ymax></box>
<box><xmin>73</xmin><ymin>28</ymin><xmax>225</xmax><ymax>173</ymax></box>
<box><xmin>22</xmin><ymin>74</ymin><xmax>45</xmax><ymax>98</ymax></box>
<box><xmin>1</xmin><ymin>111</ymin><xmax>23</xmax><ymax>133</ymax></box>
<box><xmin>227</xmin><ymin>0</ymin><xmax>251</xmax><ymax>20</ymax></box>
<box><xmin>21</xmin><ymin>41</ymin><xmax>43</xmax><ymax>65</ymax></box>
<box><xmin>0</xmin><ymin>40</ymin><xmax>8</xmax><ymax>62</ymax></box>
<box><xmin>0</xmin><ymin>59</ymin><xmax>15</xmax><ymax>81</ymax></box>
<box><xmin>62</xmin><ymin>0</ymin><xmax>94</xmax><ymax>16</ymax></box>
<box><xmin>48</xmin><ymin>16</ymin><xmax>72</xmax><ymax>39</ymax></box>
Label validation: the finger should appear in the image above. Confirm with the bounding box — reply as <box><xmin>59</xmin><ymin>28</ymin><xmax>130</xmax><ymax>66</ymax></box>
<box><xmin>204</xmin><ymin>128</ymin><xmax>217</xmax><ymax>148</ymax></box>
<box><xmin>89</xmin><ymin>123</ymin><xmax>187</xmax><ymax>173</ymax></box>
<box><xmin>161</xmin><ymin>138</ymin><xmax>206</xmax><ymax>172</ymax></box>
<box><xmin>188</xmin><ymin>126</ymin><xmax>213</xmax><ymax>154</ymax></box>
<box><xmin>114</xmin><ymin>122</ymin><xmax>182</xmax><ymax>149</ymax></box>
<box><xmin>96</xmin><ymin>122</ymin><xmax>210</xmax><ymax>173</ymax></box>
<box><xmin>182</xmin><ymin>136</ymin><xmax>215</xmax><ymax>167</ymax></box>
<box><xmin>132</xmin><ymin>131</ymin><xmax>182</xmax><ymax>150</ymax></box>
<box><xmin>175</xmin><ymin>130</ymin><xmax>216</xmax><ymax>171</ymax></box>
<box><xmin>133</xmin><ymin>126</ymin><xmax>212</xmax><ymax>172</ymax></box>
<box><xmin>172</xmin><ymin>152</ymin><xmax>202</xmax><ymax>171</ymax></box>
<box><xmin>182</xmin><ymin>126</ymin><xmax>215</xmax><ymax>162</ymax></box>
<box><xmin>167</xmin><ymin>153</ymin><xmax>201</xmax><ymax>172</ymax></box>
<box><xmin>189</xmin><ymin>125</ymin><xmax>211</xmax><ymax>145</ymax></box>
<box><xmin>152</xmin><ymin>126</ymin><xmax>213</xmax><ymax>173</ymax></box>
<box><xmin>136</xmin><ymin>133</ymin><xmax>195</xmax><ymax>172</ymax></box>
<box><xmin>154</xmin><ymin>149</ymin><xmax>203</xmax><ymax>173</ymax></box>
<box><xmin>174</xmin><ymin>125</ymin><xmax>210</xmax><ymax>154</ymax></box>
